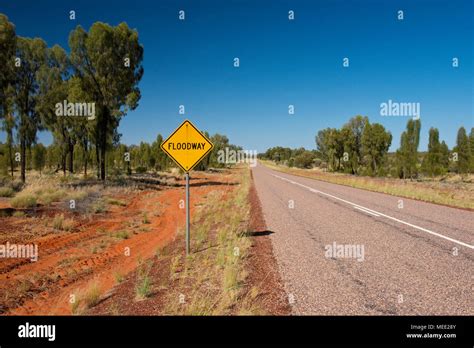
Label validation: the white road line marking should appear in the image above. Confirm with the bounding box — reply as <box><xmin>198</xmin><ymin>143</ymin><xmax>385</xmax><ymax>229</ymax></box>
<box><xmin>353</xmin><ymin>206</ymin><xmax>380</xmax><ymax>217</ymax></box>
<box><xmin>271</xmin><ymin>173</ymin><xmax>474</xmax><ymax>250</ymax></box>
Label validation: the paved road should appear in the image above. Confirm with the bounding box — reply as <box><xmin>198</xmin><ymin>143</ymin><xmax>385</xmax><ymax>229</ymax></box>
<box><xmin>252</xmin><ymin>163</ymin><xmax>474</xmax><ymax>315</ymax></box>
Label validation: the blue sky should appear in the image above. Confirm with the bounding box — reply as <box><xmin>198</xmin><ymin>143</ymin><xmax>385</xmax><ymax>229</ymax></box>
<box><xmin>1</xmin><ymin>0</ymin><xmax>473</xmax><ymax>152</ymax></box>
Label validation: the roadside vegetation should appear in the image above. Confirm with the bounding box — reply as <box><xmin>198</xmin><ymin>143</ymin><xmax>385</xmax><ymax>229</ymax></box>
<box><xmin>159</xmin><ymin>169</ymin><xmax>261</xmax><ymax>315</ymax></box>
<box><xmin>260</xmin><ymin>116</ymin><xmax>473</xmax><ymax>178</ymax></box>
<box><xmin>263</xmin><ymin>161</ymin><xmax>474</xmax><ymax>209</ymax></box>
<box><xmin>259</xmin><ymin>116</ymin><xmax>474</xmax><ymax>209</ymax></box>
<box><xmin>84</xmin><ymin>168</ymin><xmax>266</xmax><ymax>315</ymax></box>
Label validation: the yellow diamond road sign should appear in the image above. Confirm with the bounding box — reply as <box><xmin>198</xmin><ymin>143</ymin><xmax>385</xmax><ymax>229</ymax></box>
<box><xmin>161</xmin><ymin>120</ymin><xmax>214</xmax><ymax>172</ymax></box>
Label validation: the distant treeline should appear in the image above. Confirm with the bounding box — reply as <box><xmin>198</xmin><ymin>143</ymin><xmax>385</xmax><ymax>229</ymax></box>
<box><xmin>0</xmin><ymin>132</ymin><xmax>240</xmax><ymax>178</ymax></box>
<box><xmin>259</xmin><ymin>116</ymin><xmax>474</xmax><ymax>178</ymax></box>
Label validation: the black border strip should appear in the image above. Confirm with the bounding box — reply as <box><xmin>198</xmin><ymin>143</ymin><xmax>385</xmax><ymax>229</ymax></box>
<box><xmin>0</xmin><ymin>316</ymin><xmax>472</xmax><ymax>346</ymax></box>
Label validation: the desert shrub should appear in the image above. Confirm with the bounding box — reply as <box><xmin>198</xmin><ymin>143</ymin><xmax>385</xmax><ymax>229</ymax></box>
<box><xmin>67</xmin><ymin>190</ymin><xmax>89</xmax><ymax>202</ymax></box>
<box><xmin>135</xmin><ymin>166</ymin><xmax>147</xmax><ymax>174</ymax></box>
<box><xmin>37</xmin><ymin>189</ymin><xmax>66</xmax><ymax>205</ymax></box>
<box><xmin>135</xmin><ymin>261</ymin><xmax>152</xmax><ymax>299</ymax></box>
<box><xmin>0</xmin><ymin>187</ymin><xmax>14</xmax><ymax>197</ymax></box>
<box><xmin>10</xmin><ymin>194</ymin><xmax>37</xmax><ymax>208</ymax></box>
<box><xmin>84</xmin><ymin>282</ymin><xmax>101</xmax><ymax>308</ymax></box>
<box><xmin>52</xmin><ymin>214</ymin><xmax>75</xmax><ymax>231</ymax></box>
<box><xmin>91</xmin><ymin>200</ymin><xmax>107</xmax><ymax>213</ymax></box>
<box><xmin>107</xmin><ymin>198</ymin><xmax>126</xmax><ymax>206</ymax></box>
<box><xmin>114</xmin><ymin>230</ymin><xmax>129</xmax><ymax>239</ymax></box>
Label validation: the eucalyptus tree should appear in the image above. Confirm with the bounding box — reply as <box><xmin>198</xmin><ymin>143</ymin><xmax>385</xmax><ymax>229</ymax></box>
<box><xmin>361</xmin><ymin>122</ymin><xmax>392</xmax><ymax>175</ymax></box>
<box><xmin>36</xmin><ymin>44</ymin><xmax>72</xmax><ymax>175</ymax></box>
<box><xmin>454</xmin><ymin>127</ymin><xmax>470</xmax><ymax>174</ymax></box>
<box><xmin>68</xmin><ymin>22</ymin><xmax>144</xmax><ymax>180</ymax></box>
<box><xmin>13</xmin><ymin>37</ymin><xmax>47</xmax><ymax>182</ymax></box>
<box><xmin>0</xmin><ymin>14</ymin><xmax>17</xmax><ymax>178</ymax></box>
<box><xmin>396</xmin><ymin>119</ymin><xmax>421</xmax><ymax>179</ymax></box>
<box><xmin>0</xmin><ymin>14</ymin><xmax>16</xmax><ymax>117</ymax></box>
<box><xmin>421</xmin><ymin>128</ymin><xmax>445</xmax><ymax>176</ymax></box>
<box><xmin>342</xmin><ymin>115</ymin><xmax>368</xmax><ymax>174</ymax></box>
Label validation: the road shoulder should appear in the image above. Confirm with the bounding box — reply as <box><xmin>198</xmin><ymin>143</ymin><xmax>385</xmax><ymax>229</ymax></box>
<box><xmin>246</xmin><ymin>170</ymin><xmax>291</xmax><ymax>315</ymax></box>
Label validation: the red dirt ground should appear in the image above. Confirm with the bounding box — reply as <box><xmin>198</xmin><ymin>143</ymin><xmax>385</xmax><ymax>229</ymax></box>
<box><xmin>0</xmin><ymin>172</ymin><xmax>233</xmax><ymax>315</ymax></box>
<box><xmin>86</xmin><ymin>169</ymin><xmax>291</xmax><ymax>315</ymax></box>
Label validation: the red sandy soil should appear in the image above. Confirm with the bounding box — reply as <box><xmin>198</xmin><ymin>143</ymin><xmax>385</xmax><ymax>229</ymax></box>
<box><xmin>0</xmin><ymin>172</ymin><xmax>233</xmax><ymax>315</ymax></box>
<box><xmin>87</xmin><ymin>170</ymin><xmax>290</xmax><ymax>315</ymax></box>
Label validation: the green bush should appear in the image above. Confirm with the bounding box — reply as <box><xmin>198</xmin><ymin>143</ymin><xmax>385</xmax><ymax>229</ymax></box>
<box><xmin>11</xmin><ymin>194</ymin><xmax>37</xmax><ymax>208</ymax></box>
<box><xmin>293</xmin><ymin>152</ymin><xmax>315</xmax><ymax>169</ymax></box>
<box><xmin>91</xmin><ymin>200</ymin><xmax>107</xmax><ymax>213</ymax></box>
<box><xmin>0</xmin><ymin>187</ymin><xmax>14</xmax><ymax>197</ymax></box>
<box><xmin>38</xmin><ymin>189</ymin><xmax>65</xmax><ymax>205</ymax></box>
<box><xmin>114</xmin><ymin>230</ymin><xmax>129</xmax><ymax>239</ymax></box>
<box><xmin>135</xmin><ymin>166</ymin><xmax>147</xmax><ymax>174</ymax></box>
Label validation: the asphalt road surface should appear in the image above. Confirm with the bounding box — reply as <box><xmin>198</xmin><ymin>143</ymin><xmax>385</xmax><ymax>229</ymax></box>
<box><xmin>252</xmin><ymin>163</ymin><xmax>473</xmax><ymax>315</ymax></box>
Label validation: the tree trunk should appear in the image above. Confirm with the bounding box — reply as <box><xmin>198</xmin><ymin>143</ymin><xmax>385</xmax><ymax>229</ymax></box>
<box><xmin>83</xmin><ymin>142</ymin><xmax>88</xmax><ymax>177</ymax></box>
<box><xmin>20</xmin><ymin>139</ymin><xmax>26</xmax><ymax>183</ymax></box>
<box><xmin>99</xmin><ymin>107</ymin><xmax>109</xmax><ymax>181</ymax></box>
<box><xmin>68</xmin><ymin>142</ymin><xmax>74</xmax><ymax>173</ymax></box>
<box><xmin>96</xmin><ymin>144</ymin><xmax>100</xmax><ymax>179</ymax></box>
<box><xmin>100</xmin><ymin>145</ymin><xmax>106</xmax><ymax>181</ymax></box>
<box><xmin>8</xmin><ymin>144</ymin><xmax>14</xmax><ymax>178</ymax></box>
<box><xmin>27</xmin><ymin>147</ymin><xmax>32</xmax><ymax>171</ymax></box>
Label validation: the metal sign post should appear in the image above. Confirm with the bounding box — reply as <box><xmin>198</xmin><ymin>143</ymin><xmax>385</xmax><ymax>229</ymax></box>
<box><xmin>160</xmin><ymin>120</ymin><xmax>214</xmax><ymax>255</ymax></box>
<box><xmin>185</xmin><ymin>172</ymin><xmax>190</xmax><ymax>255</ymax></box>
